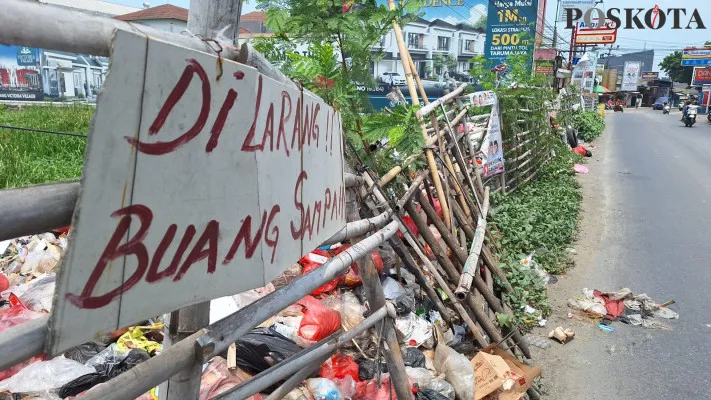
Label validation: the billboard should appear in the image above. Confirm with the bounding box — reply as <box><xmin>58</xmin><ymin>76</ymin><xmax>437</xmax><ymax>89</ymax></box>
<box><xmin>692</xmin><ymin>67</ymin><xmax>711</xmax><ymax>85</ymax></box>
<box><xmin>0</xmin><ymin>45</ymin><xmax>43</xmax><ymax>101</ymax></box>
<box><xmin>574</xmin><ymin>26</ymin><xmax>617</xmax><ymax>45</ymax></box>
<box><xmin>641</xmin><ymin>72</ymin><xmax>659</xmax><ymax>81</ymax></box>
<box><xmin>558</xmin><ymin>0</ymin><xmax>595</xmax><ymax>23</ymax></box>
<box><xmin>484</xmin><ymin>0</ymin><xmax>541</xmax><ymax>69</ymax></box>
<box><xmin>571</xmin><ymin>51</ymin><xmax>599</xmax><ymax>93</ymax></box>
<box><xmin>682</xmin><ymin>47</ymin><xmax>711</xmax><ymax>67</ymax></box>
<box><xmin>621</xmin><ymin>61</ymin><xmax>641</xmax><ymax>91</ymax></box>
<box><xmin>535</xmin><ymin>60</ymin><xmax>555</xmax><ymax>75</ymax></box>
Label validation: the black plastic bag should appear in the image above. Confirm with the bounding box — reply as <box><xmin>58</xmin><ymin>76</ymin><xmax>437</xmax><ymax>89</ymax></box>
<box><xmin>58</xmin><ymin>349</ymin><xmax>151</xmax><ymax>398</ymax></box>
<box><xmin>63</xmin><ymin>342</ymin><xmax>106</xmax><ymax>364</ymax></box>
<box><xmin>235</xmin><ymin>326</ymin><xmax>301</xmax><ymax>375</ymax></box>
<box><xmin>402</xmin><ymin>347</ymin><xmax>426</xmax><ymax>368</ymax></box>
<box><xmin>415</xmin><ymin>388</ymin><xmax>450</xmax><ymax>400</ymax></box>
<box><xmin>356</xmin><ymin>358</ymin><xmax>388</xmax><ymax>381</ymax></box>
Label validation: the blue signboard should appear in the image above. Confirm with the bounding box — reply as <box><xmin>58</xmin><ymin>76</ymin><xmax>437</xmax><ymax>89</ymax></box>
<box><xmin>484</xmin><ymin>0</ymin><xmax>540</xmax><ymax>69</ymax></box>
<box><xmin>682</xmin><ymin>48</ymin><xmax>711</xmax><ymax>67</ymax></box>
<box><xmin>16</xmin><ymin>46</ymin><xmax>39</xmax><ymax>66</ymax></box>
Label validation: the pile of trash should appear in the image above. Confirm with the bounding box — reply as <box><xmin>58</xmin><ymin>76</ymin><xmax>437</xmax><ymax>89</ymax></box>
<box><xmin>1</xmin><ymin>233</ymin><xmax>541</xmax><ymax>399</ymax></box>
<box><xmin>568</xmin><ymin>288</ymin><xmax>678</xmax><ymax>331</ymax></box>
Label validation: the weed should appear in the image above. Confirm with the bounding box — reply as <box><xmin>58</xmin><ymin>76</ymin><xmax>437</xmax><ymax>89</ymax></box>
<box><xmin>0</xmin><ymin>105</ymin><xmax>92</xmax><ymax>189</ymax></box>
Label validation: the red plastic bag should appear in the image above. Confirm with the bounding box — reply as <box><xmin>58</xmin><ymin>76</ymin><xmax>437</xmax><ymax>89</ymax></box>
<box><xmin>300</xmin><ymin>251</ymin><xmax>340</xmax><ymax>295</ymax></box>
<box><xmin>333</xmin><ymin>246</ymin><xmax>383</xmax><ymax>287</ymax></box>
<box><xmin>297</xmin><ymin>296</ymin><xmax>341</xmax><ymax>341</ymax></box>
<box><xmin>354</xmin><ymin>374</ymin><xmax>414</xmax><ymax>400</ymax></box>
<box><xmin>397</xmin><ymin>216</ymin><xmax>420</xmax><ymax>240</ymax></box>
<box><xmin>0</xmin><ymin>274</ymin><xmax>9</xmax><ymax>292</ymax></box>
<box><xmin>0</xmin><ymin>304</ymin><xmax>45</xmax><ymax>332</ymax></box>
<box><xmin>573</xmin><ymin>145</ymin><xmax>588</xmax><ymax>157</ymax></box>
<box><xmin>320</xmin><ymin>354</ymin><xmax>359</xmax><ymax>382</ymax></box>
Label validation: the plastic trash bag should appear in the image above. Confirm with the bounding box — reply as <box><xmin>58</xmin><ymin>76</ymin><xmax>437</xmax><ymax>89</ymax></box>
<box><xmin>283</xmin><ymin>386</ymin><xmax>316</xmax><ymax>400</ymax></box>
<box><xmin>0</xmin><ymin>358</ymin><xmax>95</xmax><ymax>393</ymax></box>
<box><xmin>403</xmin><ymin>348</ymin><xmax>427</xmax><ymax>368</ymax></box>
<box><xmin>406</xmin><ymin>367</ymin><xmax>436</xmax><ymax>388</ymax></box>
<box><xmin>61</xmin><ymin>348</ymin><xmax>151</xmax><ymax>396</ymax></box>
<box><xmin>355</xmin><ymin>358</ymin><xmax>388</xmax><ymax>381</ymax></box>
<box><xmin>396</xmin><ymin>313</ymin><xmax>435</xmax><ymax>348</ymax></box>
<box><xmin>333</xmin><ymin>376</ymin><xmax>356</xmax><ymax>398</ymax></box>
<box><xmin>297</xmin><ymin>296</ymin><xmax>342</xmax><ymax>341</ymax></box>
<box><xmin>18</xmin><ymin>274</ymin><xmax>56</xmax><ymax>312</ymax></box>
<box><xmin>434</xmin><ymin>343</ymin><xmax>474</xmax><ymax>400</ymax></box>
<box><xmin>0</xmin><ymin>305</ymin><xmax>44</xmax><ymax>332</ymax></box>
<box><xmin>63</xmin><ymin>342</ymin><xmax>107</xmax><ymax>364</ymax></box>
<box><xmin>321</xmin><ymin>297</ymin><xmax>366</xmax><ymax>331</ymax></box>
<box><xmin>306</xmin><ymin>378</ymin><xmax>342</xmax><ymax>400</ymax></box>
<box><xmin>354</xmin><ymin>373</ymin><xmax>413</xmax><ymax>400</ymax></box>
<box><xmin>382</xmin><ymin>277</ymin><xmax>416</xmax><ymax>315</ymax></box>
<box><xmin>300</xmin><ymin>251</ymin><xmax>341</xmax><ymax>295</ymax></box>
<box><xmin>0</xmin><ymin>355</ymin><xmax>45</xmax><ymax>381</ymax></box>
<box><xmin>198</xmin><ymin>357</ymin><xmax>263</xmax><ymax>400</ymax></box>
<box><xmin>320</xmin><ymin>354</ymin><xmax>360</xmax><ymax>382</ymax></box>
<box><xmin>115</xmin><ymin>322</ymin><xmax>164</xmax><ymax>355</ymax></box>
<box><xmin>415</xmin><ymin>388</ymin><xmax>451</xmax><ymax>400</ymax></box>
<box><xmin>424</xmin><ymin>378</ymin><xmax>455</xmax><ymax>400</ymax></box>
<box><xmin>85</xmin><ymin>343</ymin><xmax>130</xmax><ymax>372</ymax></box>
<box><xmin>236</xmin><ymin>326</ymin><xmax>302</xmax><ymax>375</ymax></box>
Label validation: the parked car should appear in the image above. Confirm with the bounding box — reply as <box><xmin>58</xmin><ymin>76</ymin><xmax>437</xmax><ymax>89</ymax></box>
<box><xmin>380</xmin><ymin>72</ymin><xmax>406</xmax><ymax>85</ymax></box>
<box><xmin>652</xmin><ymin>96</ymin><xmax>669</xmax><ymax>110</ymax></box>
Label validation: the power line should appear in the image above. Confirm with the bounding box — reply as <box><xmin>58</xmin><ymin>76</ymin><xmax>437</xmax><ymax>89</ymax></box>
<box><xmin>0</xmin><ymin>125</ymin><xmax>87</xmax><ymax>138</ymax></box>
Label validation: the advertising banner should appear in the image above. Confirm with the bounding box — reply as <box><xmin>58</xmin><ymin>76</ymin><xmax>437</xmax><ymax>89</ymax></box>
<box><xmin>571</xmin><ymin>51</ymin><xmax>599</xmax><ymax>93</ymax></box>
<box><xmin>574</xmin><ymin>26</ymin><xmax>617</xmax><ymax>45</ymax></box>
<box><xmin>682</xmin><ymin>47</ymin><xmax>711</xmax><ymax>67</ymax></box>
<box><xmin>0</xmin><ymin>45</ymin><xmax>43</xmax><ymax>101</ymax></box>
<box><xmin>692</xmin><ymin>67</ymin><xmax>711</xmax><ymax>85</ymax></box>
<box><xmin>471</xmin><ymin>92</ymin><xmax>505</xmax><ymax>179</ymax></box>
<box><xmin>641</xmin><ymin>72</ymin><xmax>659</xmax><ymax>81</ymax></box>
<box><xmin>621</xmin><ymin>61</ymin><xmax>641</xmax><ymax>91</ymax></box>
<box><xmin>558</xmin><ymin>0</ymin><xmax>595</xmax><ymax>23</ymax></box>
<box><xmin>535</xmin><ymin>60</ymin><xmax>555</xmax><ymax>75</ymax></box>
<box><xmin>484</xmin><ymin>0</ymin><xmax>541</xmax><ymax>69</ymax></box>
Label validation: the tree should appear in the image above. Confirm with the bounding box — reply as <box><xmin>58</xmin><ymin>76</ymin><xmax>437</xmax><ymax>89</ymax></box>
<box><xmin>473</xmin><ymin>15</ymin><xmax>487</xmax><ymax>30</ymax></box>
<box><xmin>446</xmin><ymin>54</ymin><xmax>457</xmax><ymax>72</ymax></box>
<box><xmin>432</xmin><ymin>53</ymin><xmax>445</xmax><ymax>76</ymax></box>
<box><xmin>659</xmin><ymin>51</ymin><xmax>693</xmax><ymax>84</ymax></box>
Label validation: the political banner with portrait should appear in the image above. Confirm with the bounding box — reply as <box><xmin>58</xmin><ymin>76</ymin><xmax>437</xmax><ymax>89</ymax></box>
<box><xmin>471</xmin><ymin>91</ymin><xmax>505</xmax><ymax>179</ymax></box>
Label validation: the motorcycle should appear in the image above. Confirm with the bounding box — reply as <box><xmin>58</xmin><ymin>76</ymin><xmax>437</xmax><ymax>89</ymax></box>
<box><xmin>663</xmin><ymin>104</ymin><xmax>670</xmax><ymax>114</ymax></box>
<box><xmin>613</xmin><ymin>104</ymin><xmax>624</xmax><ymax>113</ymax></box>
<box><xmin>707</xmin><ymin>112</ymin><xmax>711</xmax><ymax>123</ymax></box>
<box><xmin>684</xmin><ymin>106</ymin><xmax>698</xmax><ymax>127</ymax></box>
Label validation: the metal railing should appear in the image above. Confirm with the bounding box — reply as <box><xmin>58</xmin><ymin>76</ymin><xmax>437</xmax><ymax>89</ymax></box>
<box><xmin>0</xmin><ymin>2</ymin><xmax>541</xmax><ymax>398</ymax></box>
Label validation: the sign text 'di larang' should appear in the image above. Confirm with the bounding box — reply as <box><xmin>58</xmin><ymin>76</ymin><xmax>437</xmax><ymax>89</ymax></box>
<box><xmin>48</xmin><ymin>31</ymin><xmax>345</xmax><ymax>354</ymax></box>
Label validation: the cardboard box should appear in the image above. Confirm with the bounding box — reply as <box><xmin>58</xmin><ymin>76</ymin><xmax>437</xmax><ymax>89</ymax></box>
<box><xmin>472</xmin><ymin>351</ymin><xmax>512</xmax><ymax>399</ymax></box>
<box><xmin>476</xmin><ymin>345</ymin><xmax>542</xmax><ymax>400</ymax></box>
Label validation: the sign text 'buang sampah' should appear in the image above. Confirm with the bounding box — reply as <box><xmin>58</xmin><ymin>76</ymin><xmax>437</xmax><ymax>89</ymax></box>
<box><xmin>565</xmin><ymin>6</ymin><xmax>706</xmax><ymax>30</ymax></box>
<box><xmin>48</xmin><ymin>31</ymin><xmax>345</xmax><ymax>354</ymax></box>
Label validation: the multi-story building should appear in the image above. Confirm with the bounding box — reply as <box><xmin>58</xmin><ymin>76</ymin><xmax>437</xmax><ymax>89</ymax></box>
<box><xmin>373</xmin><ymin>17</ymin><xmax>485</xmax><ymax>81</ymax></box>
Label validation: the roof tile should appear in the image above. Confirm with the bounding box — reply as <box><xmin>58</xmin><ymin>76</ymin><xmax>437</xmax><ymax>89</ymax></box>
<box><xmin>115</xmin><ymin>4</ymin><xmax>188</xmax><ymax>22</ymax></box>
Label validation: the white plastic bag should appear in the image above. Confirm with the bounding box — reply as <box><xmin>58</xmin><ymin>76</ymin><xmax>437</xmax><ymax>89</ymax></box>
<box><xmin>0</xmin><ymin>358</ymin><xmax>95</xmax><ymax>393</ymax></box>
<box><xmin>306</xmin><ymin>378</ymin><xmax>341</xmax><ymax>400</ymax></box>
<box><xmin>396</xmin><ymin>313</ymin><xmax>435</xmax><ymax>348</ymax></box>
<box><xmin>434</xmin><ymin>344</ymin><xmax>474</xmax><ymax>400</ymax></box>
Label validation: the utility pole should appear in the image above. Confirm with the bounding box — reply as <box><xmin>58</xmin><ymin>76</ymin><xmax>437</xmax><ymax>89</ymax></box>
<box><xmin>553</xmin><ymin>0</ymin><xmax>561</xmax><ymax>48</ymax></box>
<box><xmin>160</xmin><ymin>1</ymin><xmax>243</xmax><ymax>399</ymax></box>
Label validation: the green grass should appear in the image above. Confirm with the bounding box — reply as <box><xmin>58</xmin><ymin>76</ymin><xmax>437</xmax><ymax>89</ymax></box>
<box><xmin>490</xmin><ymin>140</ymin><xmax>584</xmax><ymax>328</ymax></box>
<box><xmin>0</xmin><ymin>104</ymin><xmax>93</xmax><ymax>189</ymax></box>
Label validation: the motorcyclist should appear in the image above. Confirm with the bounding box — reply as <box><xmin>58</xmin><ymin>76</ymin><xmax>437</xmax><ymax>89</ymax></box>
<box><xmin>682</xmin><ymin>100</ymin><xmax>691</xmax><ymax>121</ymax></box>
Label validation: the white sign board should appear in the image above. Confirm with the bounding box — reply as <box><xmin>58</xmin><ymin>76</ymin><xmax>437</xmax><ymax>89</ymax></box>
<box><xmin>559</xmin><ymin>0</ymin><xmax>595</xmax><ymax>24</ymax></box>
<box><xmin>466</xmin><ymin>91</ymin><xmax>497</xmax><ymax>107</ymax></box>
<box><xmin>473</xmin><ymin>93</ymin><xmax>505</xmax><ymax>179</ymax></box>
<box><xmin>48</xmin><ymin>31</ymin><xmax>345</xmax><ymax>354</ymax></box>
<box><xmin>571</xmin><ymin>51</ymin><xmax>599</xmax><ymax>93</ymax></box>
<box><xmin>621</xmin><ymin>61</ymin><xmax>641</xmax><ymax>91</ymax></box>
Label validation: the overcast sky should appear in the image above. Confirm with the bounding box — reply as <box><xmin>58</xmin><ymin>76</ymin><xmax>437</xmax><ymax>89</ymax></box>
<box><xmin>112</xmin><ymin>0</ymin><xmax>711</xmax><ymax>71</ymax></box>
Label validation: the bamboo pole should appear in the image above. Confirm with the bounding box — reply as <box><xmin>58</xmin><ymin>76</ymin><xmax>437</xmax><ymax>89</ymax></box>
<box><xmin>410</xmin><ymin>191</ymin><xmax>531</xmax><ymax>358</ymax></box>
<box><xmin>386</xmin><ymin>0</ymin><xmax>451</xmax><ymax>231</ymax></box>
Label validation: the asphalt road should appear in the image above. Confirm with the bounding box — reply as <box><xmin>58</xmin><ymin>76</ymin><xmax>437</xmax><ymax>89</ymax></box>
<box><xmin>536</xmin><ymin>107</ymin><xmax>711</xmax><ymax>399</ymax></box>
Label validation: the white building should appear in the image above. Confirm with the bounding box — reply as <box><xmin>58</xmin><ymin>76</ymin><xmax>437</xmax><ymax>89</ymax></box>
<box><xmin>39</xmin><ymin>3</ymin><xmax>191</xmax><ymax>99</ymax></box>
<box><xmin>372</xmin><ymin>18</ymin><xmax>486</xmax><ymax>81</ymax></box>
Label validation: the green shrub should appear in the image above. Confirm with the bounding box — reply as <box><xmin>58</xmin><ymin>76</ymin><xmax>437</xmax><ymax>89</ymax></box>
<box><xmin>490</xmin><ymin>140</ymin><xmax>583</xmax><ymax>328</ymax></box>
<box><xmin>573</xmin><ymin>110</ymin><xmax>605</xmax><ymax>142</ymax></box>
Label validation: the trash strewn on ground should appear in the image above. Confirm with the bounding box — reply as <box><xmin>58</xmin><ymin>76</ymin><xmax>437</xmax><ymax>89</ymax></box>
<box><xmin>1</xmin><ymin>230</ymin><xmax>543</xmax><ymax>399</ymax></box>
<box><xmin>567</xmin><ymin>287</ymin><xmax>678</xmax><ymax>331</ymax></box>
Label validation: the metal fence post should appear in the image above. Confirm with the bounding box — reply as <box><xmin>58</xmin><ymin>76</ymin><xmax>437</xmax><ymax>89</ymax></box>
<box><xmin>161</xmin><ymin>1</ymin><xmax>243</xmax><ymax>399</ymax></box>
